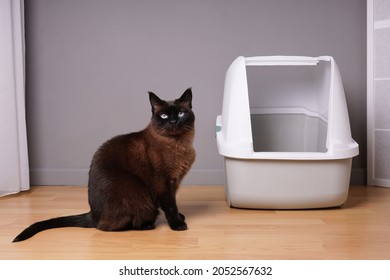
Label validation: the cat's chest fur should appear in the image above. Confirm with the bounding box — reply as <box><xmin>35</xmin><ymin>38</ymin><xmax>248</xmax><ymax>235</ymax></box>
<box><xmin>147</xmin><ymin>129</ymin><xmax>195</xmax><ymax>181</ymax></box>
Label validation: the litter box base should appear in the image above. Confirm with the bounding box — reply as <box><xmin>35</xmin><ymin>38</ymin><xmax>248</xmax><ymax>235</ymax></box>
<box><xmin>223</xmin><ymin>157</ymin><xmax>352</xmax><ymax>209</ymax></box>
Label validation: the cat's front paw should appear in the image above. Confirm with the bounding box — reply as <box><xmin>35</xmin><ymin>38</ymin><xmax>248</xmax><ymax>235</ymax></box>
<box><xmin>169</xmin><ymin>220</ymin><xmax>188</xmax><ymax>231</ymax></box>
<box><xmin>179</xmin><ymin>213</ymin><xmax>186</xmax><ymax>221</ymax></box>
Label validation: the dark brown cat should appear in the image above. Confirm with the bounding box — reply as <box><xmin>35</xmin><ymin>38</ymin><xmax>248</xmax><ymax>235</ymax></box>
<box><xmin>13</xmin><ymin>88</ymin><xmax>195</xmax><ymax>242</ymax></box>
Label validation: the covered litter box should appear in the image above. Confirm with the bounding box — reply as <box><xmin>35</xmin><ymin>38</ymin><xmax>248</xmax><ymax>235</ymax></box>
<box><xmin>216</xmin><ymin>56</ymin><xmax>359</xmax><ymax>209</ymax></box>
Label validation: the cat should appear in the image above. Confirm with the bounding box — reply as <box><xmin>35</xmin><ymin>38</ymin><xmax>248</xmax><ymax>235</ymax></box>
<box><xmin>13</xmin><ymin>88</ymin><xmax>195</xmax><ymax>242</ymax></box>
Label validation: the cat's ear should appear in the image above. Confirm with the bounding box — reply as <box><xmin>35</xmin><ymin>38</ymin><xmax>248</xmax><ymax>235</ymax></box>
<box><xmin>148</xmin><ymin>91</ymin><xmax>164</xmax><ymax>112</ymax></box>
<box><xmin>178</xmin><ymin>87</ymin><xmax>192</xmax><ymax>109</ymax></box>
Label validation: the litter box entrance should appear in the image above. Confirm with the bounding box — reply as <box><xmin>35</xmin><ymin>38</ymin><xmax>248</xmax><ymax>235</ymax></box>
<box><xmin>246</xmin><ymin>62</ymin><xmax>331</xmax><ymax>153</ymax></box>
<box><xmin>250</xmin><ymin>113</ymin><xmax>327</xmax><ymax>152</ymax></box>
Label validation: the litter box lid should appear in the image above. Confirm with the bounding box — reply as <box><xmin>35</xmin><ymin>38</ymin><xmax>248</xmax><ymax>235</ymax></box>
<box><xmin>216</xmin><ymin>56</ymin><xmax>359</xmax><ymax>160</ymax></box>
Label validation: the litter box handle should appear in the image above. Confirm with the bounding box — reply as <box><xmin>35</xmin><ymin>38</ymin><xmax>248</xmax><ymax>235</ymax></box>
<box><xmin>244</xmin><ymin>56</ymin><xmax>321</xmax><ymax>66</ymax></box>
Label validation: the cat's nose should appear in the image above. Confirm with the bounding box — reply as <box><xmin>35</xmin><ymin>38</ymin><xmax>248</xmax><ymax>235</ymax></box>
<box><xmin>170</xmin><ymin>119</ymin><xmax>177</xmax><ymax>124</ymax></box>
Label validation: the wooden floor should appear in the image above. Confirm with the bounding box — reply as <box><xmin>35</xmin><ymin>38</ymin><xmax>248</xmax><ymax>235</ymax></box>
<box><xmin>1</xmin><ymin>185</ymin><xmax>389</xmax><ymax>260</ymax></box>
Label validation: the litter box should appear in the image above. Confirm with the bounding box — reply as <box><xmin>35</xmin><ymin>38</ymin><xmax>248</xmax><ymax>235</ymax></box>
<box><xmin>216</xmin><ymin>56</ymin><xmax>359</xmax><ymax>209</ymax></box>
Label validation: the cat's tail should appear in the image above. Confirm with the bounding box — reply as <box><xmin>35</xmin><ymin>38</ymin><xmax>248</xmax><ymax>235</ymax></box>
<box><xmin>12</xmin><ymin>212</ymin><xmax>96</xmax><ymax>242</ymax></box>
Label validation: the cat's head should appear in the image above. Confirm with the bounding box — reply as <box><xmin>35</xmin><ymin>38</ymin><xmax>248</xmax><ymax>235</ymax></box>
<box><xmin>148</xmin><ymin>88</ymin><xmax>195</xmax><ymax>137</ymax></box>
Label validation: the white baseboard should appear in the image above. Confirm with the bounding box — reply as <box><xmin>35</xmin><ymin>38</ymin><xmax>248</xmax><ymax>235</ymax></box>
<box><xmin>182</xmin><ymin>169</ymin><xmax>225</xmax><ymax>185</ymax></box>
<box><xmin>30</xmin><ymin>168</ymin><xmax>89</xmax><ymax>186</ymax></box>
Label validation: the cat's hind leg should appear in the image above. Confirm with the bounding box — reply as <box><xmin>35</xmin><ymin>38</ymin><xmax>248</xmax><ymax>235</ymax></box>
<box><xmin>96</xmin><ymin>215</ymin><xmax>156</xmax><ymax>232</ymax></box>
<box><xmin>131</xmin><ymin>208</ymin><xmax>159</xmax><ymax>231</ymax></box>
<box><xmin>133</xmin><ymin>221</ymin><xmax>156</xmax><ymax>231</ymax></box>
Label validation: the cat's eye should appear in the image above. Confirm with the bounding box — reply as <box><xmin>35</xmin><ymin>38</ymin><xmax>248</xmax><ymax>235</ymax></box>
<box><xmin>160</xmin><ymin>114</ymin><xmax>168</xmax><ymax>119</ymax></box>
<box><xmin>178</xmin><ymin>112</ymin><xmax>185</xmax><ymax>118</ymax></box>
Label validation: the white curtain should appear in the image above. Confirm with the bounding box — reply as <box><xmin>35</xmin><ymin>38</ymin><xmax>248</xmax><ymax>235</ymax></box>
<box><xmin>0</xmin><ymin>0</ymin><xmax>29</xmax><ymax>196</ymax></box>
<box><xmin>367</xmin><ymin>0</ymin><xmax>390</xmax><ymax>187</ymax></box>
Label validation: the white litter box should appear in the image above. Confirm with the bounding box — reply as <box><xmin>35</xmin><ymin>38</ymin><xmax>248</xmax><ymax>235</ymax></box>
<box><xmin>216</xmin><ymin>56</ymin><xmax>359</xmax><ymax>209</ymax></box>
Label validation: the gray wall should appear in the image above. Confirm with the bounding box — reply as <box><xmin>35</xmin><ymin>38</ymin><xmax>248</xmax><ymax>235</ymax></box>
<box><xmin>25</xmin><ymin>0</ymin><xmax>367</xmax><ymax>186</ymax></box>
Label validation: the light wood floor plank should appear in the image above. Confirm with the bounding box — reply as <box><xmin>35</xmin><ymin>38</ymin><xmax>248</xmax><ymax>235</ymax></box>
<box><xmin>1</xmin><ymin>185</ymin><xmax>389</xmax><ymax>260</ymax></box>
